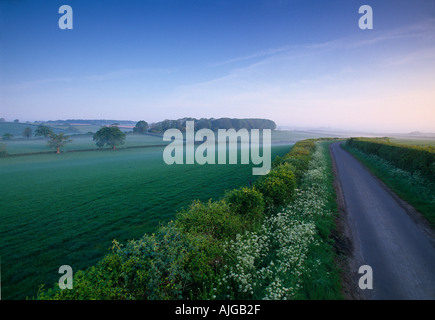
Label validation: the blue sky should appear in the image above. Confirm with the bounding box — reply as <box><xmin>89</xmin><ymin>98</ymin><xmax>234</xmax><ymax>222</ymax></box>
<box><xmin>1</xmin><ymin>0</ymin><xmax>434</xmax><ymax>132</ymax></box>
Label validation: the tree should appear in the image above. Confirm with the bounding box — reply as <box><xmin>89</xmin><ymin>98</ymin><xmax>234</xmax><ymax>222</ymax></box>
<box><xmin>0</xmin><ymin>143</ymin><xmax>6</xmax><ymax>157</ymax></box>
<box><xmin>47</xmin><ymin>132</ymin><xmax>72</xmax><ymax>154</ymax></box>
<box><xmin>133</xmin><ymin>120</ymin><xmax>148</xmax><ymax>134</ymax></box>
<box><xmin>23</xmin><ymin>127</ymin><xmax>33</xmax><ymax>138</ymax></box>
<box><xmin>35</xmin><ymin>125</ymin><xmax>53</xmax><ymax>138</ymax></box>
<box><xmin>93</xmin><ymin>126</ymin><xmax>126</xmax><ymax>150</ymax></box>
<box><xmin>2</xmin><ymin>133</ymin><xmax>13</xmax><ymax>140</ymax></box>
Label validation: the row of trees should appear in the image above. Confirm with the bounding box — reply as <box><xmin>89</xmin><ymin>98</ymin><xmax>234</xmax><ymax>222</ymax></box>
<box><xmin>2</xmin><ymin>124</ymin><xmax>128</xmax><ymax>154</ymax></box>
<box><xmin>147</xmin><ymin>118</ymin><xmax>277</xmax><ymax>133</ymax></box>
<box><xmin>2</xmin><ymin>125</ymin><xmax>54</xmax><ymax>140</ymax></box>
<box><xmin>2</xmin><ymin>118</ymin><xmax>274</xmax><ymax>154</ymax></box>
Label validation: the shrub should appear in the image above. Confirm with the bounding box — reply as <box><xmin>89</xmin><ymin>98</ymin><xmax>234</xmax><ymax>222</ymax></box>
<box><xmin>255</xmin><ymin>164</ymin><xmax>296</xmax><ymax>209</ymax></box>
<box><xmin>224</xmin><ymin>187</ymin><xmax>265</xmax><ymax>223</ymax></box>
<box><xmin>175</xmin><ymin>199</ymin><xmax>247</xmax><ymax>241</ymax></box>
<box><xmin>38</xmin><ymin>223</ymin><xmax>223</xmax><ymax>300</ymax></box>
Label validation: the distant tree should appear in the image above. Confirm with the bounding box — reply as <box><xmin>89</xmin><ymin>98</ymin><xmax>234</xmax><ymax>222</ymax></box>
<box><xmin>133</xmin><ymin>120</ymin><xmax>148</xmax><ymax>134</ymax></box>
<box><xmin>47</xmin><ymin>132</ymin><xmax>72</xmax><ymax>154</ymax></box>
<box><xmin>23</xmin><ymin>127</ymin><xmax>33</xmax><ymax>138</ymax></box>
<box><xmin>14</xmin><ymin>119</ymin><xmax>19</xmax><ymax>123</ymax></box>
<box><xmin>2</xmin><ymin>133</ymin><xmax>13</xmax><ymax>140</ymax></box>
<box><xmin>196</xmin><ymin>118</ymin><xmax>212</xmax><ymax>130</ymax></box>
<box><xmin>93</xmin><ymin>126</ymin><xmax>126</xmax><ymax>150</ymax></box>
<box><xmin>0</xmin><ymin>118</ymin><xmax>5</xmax><ymax>122</ymax></box>
<box><xmin>0</xmin><ymin>143</ymin><xmax>6</xmax><ymax>157</ymax></box>
<box><xmin>35</xmin><ymin>125</ymin><xmax>53</xmax><ymax>138</ymax></box>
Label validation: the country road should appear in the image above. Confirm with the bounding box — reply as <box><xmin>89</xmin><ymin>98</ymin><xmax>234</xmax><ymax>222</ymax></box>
<box><xmin>330</xmin><ymin>141</ymin><xmax>435</xmax><ymax>300</ymax></box>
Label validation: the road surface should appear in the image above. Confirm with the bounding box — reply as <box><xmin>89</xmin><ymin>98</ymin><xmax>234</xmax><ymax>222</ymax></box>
<box><xmin>330</xmin><ymin>141</ymin><xmax>435</xmax><ymax>300</ymax></box>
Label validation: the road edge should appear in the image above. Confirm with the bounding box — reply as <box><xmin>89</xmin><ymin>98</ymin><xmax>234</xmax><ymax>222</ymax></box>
<box><xmin>329</xmin><ymin>141</ymin><xmax>366</xmax><ymax>300</ymax></box>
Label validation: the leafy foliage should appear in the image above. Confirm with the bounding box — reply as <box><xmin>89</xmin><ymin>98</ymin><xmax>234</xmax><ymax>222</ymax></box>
<box><xmin>22</xmin><ymin>127</ymin><xmax>32</xmax><ymax>139</ymax></box>
<box><xmin>35</xmin><ymin>125</ymin><xmax>53</xmax><ymax>138</ymax></box>
<box><xmin>38</xmin><ymin>223</ymin><xmax>222</xmax><ymax>300</ymax></box>
<box><xmin>93</xmin><ymin>126</ymin><xmax>126</xmax><ymax>150</ymax></box>
<box><xmin>224</xmin><ymin>187</ymin><xmax>265</xmax><ymax>222</ymax></box>
<box><xmin>175</xmin><ymin>199</ymin><xmax>247</xmax><ymax>241</ymax></box>
<box><xmin>347</xmin><ymin>138</ymin><xmax>435</xmax><ymax>182</ymax></box>
<box><xmin>47</xmin><ymin>132</ymin><xmax>72</xmax><ymax>153</ymax></box>
<box><xmin>37</xmin><ymin>139</ymin><xmax>343</xmax><ymax>300</ymax></box>
<box><xmin>255</xmin><ymin>163</ymin><xmax>297</xmax><ymax>210</ymax></box>
<box><xmin>149</xmin><ymin>118</ymin><xmax>276</xmax><ymax>133</ymax></box>
<box><xmin>133</xmin><ymin>120</ymin><xmax>148</xmax><ymax>134</ymax></box>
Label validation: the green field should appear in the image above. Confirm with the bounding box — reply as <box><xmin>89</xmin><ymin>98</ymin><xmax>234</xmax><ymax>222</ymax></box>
<box><xmin>1</xmin><ymin>129</ymin><xmax>330</xmax><ymax>155</ymax></box>
<box><xmin>0</xmin><ymin>140</ymin><xmax>294</xmax><ymax>300</ymax></box>
<box><xmin>390</xmin><ymin>137</ymin><xmax>435</xmax><ymax>147</ymax></box>
<box><xmin>3</xmin><ymin>134</ymin><xmax>167</xmax><ymax>155</ymax></box>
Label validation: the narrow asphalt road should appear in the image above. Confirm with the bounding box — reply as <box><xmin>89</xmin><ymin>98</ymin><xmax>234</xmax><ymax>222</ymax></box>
<box><xmin>330</xmin><ymin>142</ymin><xmax>435</xmax><ymax>300</ymax></box>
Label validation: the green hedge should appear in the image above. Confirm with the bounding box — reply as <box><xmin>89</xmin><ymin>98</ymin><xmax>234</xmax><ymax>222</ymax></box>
<box><xmin>224</xmin><ymin>187</ymin><xmax>265</xmax><ymax>222</ymax></box>
<box><xmin>346</xmin><ymin>138</ymin><xmax>435</xmax><ymax>182</ymax></box>
<box><xmin>37</xmin><ymin>139</ymin><xmax>318</xmax><ymax>300</ymax></box>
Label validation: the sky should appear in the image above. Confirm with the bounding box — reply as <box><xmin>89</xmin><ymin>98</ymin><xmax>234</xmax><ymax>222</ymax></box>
<box><xmin>0</xmin><ymin>0</ymin><xmax>434</xmax><ymax>133</ymax></box>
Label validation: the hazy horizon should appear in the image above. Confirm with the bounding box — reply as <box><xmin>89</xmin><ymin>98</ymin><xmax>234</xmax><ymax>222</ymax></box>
<box><xmin>1</xmin><ymin>1</ymin><xmax>435</xmax><ymax>133</ymax></box>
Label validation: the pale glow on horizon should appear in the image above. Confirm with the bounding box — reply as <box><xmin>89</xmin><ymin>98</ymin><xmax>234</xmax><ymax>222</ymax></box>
<box><xmin>1</xmin><ymin>2</ymin><xmax>435</xmax><ymax>134</ymax></box>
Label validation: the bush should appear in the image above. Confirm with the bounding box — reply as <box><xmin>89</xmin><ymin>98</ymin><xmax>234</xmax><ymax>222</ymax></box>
<box><xmin>38</xmin><ymin>223</ymin><xmax>222</xmax><ymax>300</ymax></box>
<box><xmin>255</xmin><ymin>165</ymin><xmax>296</xmax><ymax>210</ymax></box>
<box><xmin>175</xmin><ymin>199</ymin><xmax>247</xmax><ymax>241</ymax></box>
<box><xmin>224</xmin><ymin>187</ymin><xmax>265</xmax><ymax>223</ymax></box>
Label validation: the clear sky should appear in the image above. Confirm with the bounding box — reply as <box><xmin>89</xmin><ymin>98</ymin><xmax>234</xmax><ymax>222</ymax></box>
<box><xmin>1</xmin><ymin>0</ymin><xmax>434</xmax><ymax>133</ymax></box>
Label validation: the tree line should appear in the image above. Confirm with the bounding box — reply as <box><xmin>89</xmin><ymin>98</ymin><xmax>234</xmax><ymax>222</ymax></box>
<box><xmin>1</xmin><ymin>118</ymin><xmax>277</xmax><ymax>155</ymax></box>
<box><xmin>147</xmin><ymin>117</ymin><xmax>276</xmax><ymax>133</ymax></box>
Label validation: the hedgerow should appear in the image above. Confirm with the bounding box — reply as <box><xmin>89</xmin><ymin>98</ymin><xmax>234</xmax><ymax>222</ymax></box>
<box><xmin>220</xmin><ymin>141</ymin><xmax>342</xmax><ymax>300</ymax></box>
<box><xmin>346</xmin><ymin>138</ymin><xmax>435</xmax><ymax>182</ymax></box>
<box><xmin>37</xmin><ymin>138</ymin><xmax>340</xmax><ymax>300</ymax></box>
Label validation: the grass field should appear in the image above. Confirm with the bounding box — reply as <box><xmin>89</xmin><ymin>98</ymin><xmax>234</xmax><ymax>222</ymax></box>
<box><xmin>1</xmin><ymin>129</ymin><xmax>330</xmax><ymax>155</ymax></box>
<box><xmin>3</xmin><ymin>134</ymin><xmax>167</xmax><ymax>155</ymax></box>
<box><xmin>389</xmin><ymin>137</ymin><xmax>435</xmax><ymax>147</ymax></box>
<box><xmin>0</xmin><ymin>141</ymin><xmax>293</xmax><ymax>300</ymax></box>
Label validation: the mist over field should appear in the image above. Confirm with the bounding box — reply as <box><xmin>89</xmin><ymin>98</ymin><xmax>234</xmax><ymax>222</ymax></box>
<box><xmin>1</xmin><ymin>0</ymin><xmax>434</xmax><ymax>303</ymax></box>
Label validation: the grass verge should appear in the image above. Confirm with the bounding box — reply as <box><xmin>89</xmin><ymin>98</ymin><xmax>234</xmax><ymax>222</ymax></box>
<box><xmin>342</xmin><ymin>142</ymin><xmax>435</xmax><ymax>228</ymax></box>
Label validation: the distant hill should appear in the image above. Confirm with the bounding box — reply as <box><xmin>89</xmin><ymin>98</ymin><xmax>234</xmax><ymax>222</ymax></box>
<box><xmin>46</xmin><ymin>119</ymin><xmax>137</xmax><ymax>126</ymax></box>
